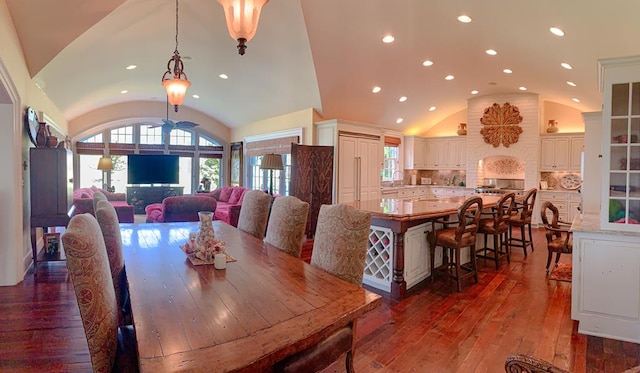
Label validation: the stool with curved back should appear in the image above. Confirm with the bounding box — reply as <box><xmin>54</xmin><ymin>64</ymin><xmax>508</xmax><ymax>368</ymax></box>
<box><xmin>540</xmin><ymin>201</ymin><xmax>573</xmax><ymax>273</ymax></box>
<box><xmin>476</xmin><ymin>192</ymin><xmax>516</xmax><ymax>270</ymax></box>
<box><xmin>508</xmin><ymin>188</ymin><xmax>537</xmax><ymax>257</ymax></box>
<box><xmin>429</xmin><ymin>195</ymin><xmax>483</xmax><ymax>292</ymax></box>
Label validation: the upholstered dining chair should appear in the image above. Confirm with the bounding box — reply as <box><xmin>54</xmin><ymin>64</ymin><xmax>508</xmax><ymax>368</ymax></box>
<box><xmin>540</xmin><ymin>201</ymin><xmax>573</xmax><ymax>273</ymax></box>
<box><xmin>237</xmin><ymin>190</ymin><xmax>272</xmax><ymax>240</ymax></box>
<box><xmin>504</xmin><ymin>354</ymin><xmax>570</xmax><ymax>373</ymax></box>
<box><xmin>92</xmin><ymin>190</ymin><xmax>108</xmax><ymax>213</ymax></box>
<box><xmin>276</xmin><ymin>203</ymin><xmax>371</xmax><ymax>373</ymax></box>
<box><xmin>265</xmin><ymin>196</ymin><xmax>310</xmax><ymax>258</ymax></box>
<box><xmin>62</xmin><ymin>214</ymin><xmax>138</xmax><ymax>372</ymax></box>
<box><xmin>477</xmin><ymin>192</ymin><xmax>516</xmax><ymax>270</ymax></box>
<box><xmin>508</xmin><ymin>188</ymin><xmax>537</xmax><ymax>257</ymax></box>
<box><xmin>429</xmin><ymin>195</ymin><xmax>483</xmax><ymax>292</ymax></box>
<box><xmin>95</xmin><ymin>199</ymin><xmax>129</xmax><ymax>326</ymax></box>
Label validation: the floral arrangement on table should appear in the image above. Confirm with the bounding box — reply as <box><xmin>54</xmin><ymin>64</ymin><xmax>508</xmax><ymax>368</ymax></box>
<box><xmin>181</xmin><ymin>233</ymin><xmax>226</xmax><ymax>264</ymax></box>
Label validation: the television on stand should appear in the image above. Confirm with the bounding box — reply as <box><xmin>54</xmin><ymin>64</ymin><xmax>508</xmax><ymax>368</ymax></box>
<box><xmin>127</xmin><ymin>154</ymin><xmax>179</xmax><ymax>185</ymax></box>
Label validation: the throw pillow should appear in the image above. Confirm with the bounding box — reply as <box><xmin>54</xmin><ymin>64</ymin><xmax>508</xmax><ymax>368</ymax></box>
<box><xmin>210</xmin><ymin>187</ymin><xmax>222</xmax><ymax>200</ymax></box>
<box><xmin>218</xmin><ymin>186</ymin><xmax>233</xmax><ymax>202</ymax></box>
<box><xmin>228</xmin><ymin>187</ymin><xmax>247</xmax><ymax>204</ymax></box>
<box><xmin>237</xmin><ymin>188</ymin><xmax>249</xmax><ymax>205</ymax></box>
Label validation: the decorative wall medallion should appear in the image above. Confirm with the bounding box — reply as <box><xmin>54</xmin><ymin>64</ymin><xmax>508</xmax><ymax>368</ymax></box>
<box><xmin>479</xmin><ymin>102</ymin><xmax>523</xmax><ymax>147</ymax></box>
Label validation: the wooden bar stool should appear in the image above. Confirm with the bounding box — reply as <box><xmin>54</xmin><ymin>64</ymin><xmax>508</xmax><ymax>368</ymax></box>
<box><xmin>428</xmin><ymin>196</ymin><xmax>483</xmax><ymax>292</ymax></box>
<box><xmin>477</xmin><ymin>192</ymin><xmax>516</xmax><ymax>270</ymax></box>
<box><xmin>508</xmin><ymin>188</ymin><xmax>537</xmax><ymax>257</ymax></box>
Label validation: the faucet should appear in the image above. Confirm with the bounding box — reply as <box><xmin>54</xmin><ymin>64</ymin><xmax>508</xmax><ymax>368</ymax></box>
<box><xmin>392</xmin><ymin>171</ymin><xmax>404</xmax><ymax>187</ymax></box>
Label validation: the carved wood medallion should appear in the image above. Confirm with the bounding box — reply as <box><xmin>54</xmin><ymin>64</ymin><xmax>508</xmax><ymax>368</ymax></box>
<box><xmin>479</xmin><ymin>102</ymin><xmax>523</xmax><ymax>147</ymax></box>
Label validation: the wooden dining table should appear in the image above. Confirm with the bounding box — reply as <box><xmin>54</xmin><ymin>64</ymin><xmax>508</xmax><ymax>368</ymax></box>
<box><xmin>120</xmin><ymin>220</ymin><xmax>382</xmax><ymax>372</ymax></box>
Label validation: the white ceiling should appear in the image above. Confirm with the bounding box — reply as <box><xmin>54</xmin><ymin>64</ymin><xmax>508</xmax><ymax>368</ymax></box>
<box><xmin>6</xmin><ymin>0</ymin><xmax>640</xmax><ymax>133</ymax></box>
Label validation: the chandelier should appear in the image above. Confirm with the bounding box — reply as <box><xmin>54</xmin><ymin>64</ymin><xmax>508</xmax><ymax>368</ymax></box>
<box><xmin>162</xmin><ymin>0</ymin><xmax>190</xmax><ymax>112</ymax></box>
<box><xmin>218</xmin><ymin>0</ymin><xmax>269</xmax><ymax>55</ymax></box>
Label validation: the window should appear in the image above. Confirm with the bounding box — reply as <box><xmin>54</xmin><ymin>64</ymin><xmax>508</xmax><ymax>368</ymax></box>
<box><xmin>140</xmin><ymin>126</ymin><xmax>163</xmax><ymax>145</ymax></box>
<box><xmin>383</xmin><ymin>145</ymin><xmax>400</xmax><ymax>181</ymax></box>
<box><xmin>110</xmin><ymin>126</ymin><xmax>133</xmax><ymax>143</ymax></box>
<box><xmin>170</xmin><ymin>129</ymin><xmax>193</xmax><ymax>145</ymax></box>
<box><xmin>78</xmin><ymin>154</ymin><xmax>103</xmax><ymax>188</ymax></box>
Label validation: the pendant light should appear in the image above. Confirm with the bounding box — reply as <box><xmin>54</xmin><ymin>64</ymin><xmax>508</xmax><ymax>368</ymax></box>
<box><xmin>218</xmin><ymin>0</ymin><xmax>269</xmax><ymax>55</ymax></box>
<box><xmin>162</xmin><ymin>0</ymin><xmax>190</xmax><ymax>112</ymax></box>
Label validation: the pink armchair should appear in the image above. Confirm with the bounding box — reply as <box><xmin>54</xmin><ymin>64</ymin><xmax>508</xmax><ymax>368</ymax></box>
<box><xmin>72</xmin><ymin>186</ymin><xmax>134</xmax><ymax>223</ymax></box>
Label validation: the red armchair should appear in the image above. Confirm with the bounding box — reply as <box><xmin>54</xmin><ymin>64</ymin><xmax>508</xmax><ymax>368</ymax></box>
<box><xmin>145</xmin><ymin>196</ymin><xmax>217</xmax><ymax>223</ymax></box>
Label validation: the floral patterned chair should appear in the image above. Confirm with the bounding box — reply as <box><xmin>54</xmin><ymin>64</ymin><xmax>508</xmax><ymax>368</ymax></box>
<box><xmin>237</xmin><ymin>190</ymin><xmax>272</xmax><ymax>240</ymax></box>
<box><xmin>265</xmin><ymin>196</ymin><xmax>310</xmax><ymax>258</ymax></box>
<box><xmin>95</xmin><ymin>199</ymin><xmax>129</xmax><ymax>326</ymax></box>
<box><xmin>62</xmin><ymin>214</ymin><xmax>138</xmax><ymax>372</ymax></box>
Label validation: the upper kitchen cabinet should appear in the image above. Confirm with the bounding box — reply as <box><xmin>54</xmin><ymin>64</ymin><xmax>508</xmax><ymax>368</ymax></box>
<box><xmin>404</xmin><ymin>136</ymin><xmax>427</xmax><ymax>169</ymax></box>
<box><xmin>316</xmin><ymin>119</ymin><xmax>383</xmax><ymax>203</ymax></box>
<box><xmin>425</xmin><ymin>137</ymin><xmax>467</xmax><ymax>170</ymax></box>
<box><xmin>599</xmin><ymin>56</ymin><xmax>640</xmax><ymax>231</ymax></box>
<box><xmin>540</xmin><ymin>134</ymin><xmax>583</xmax><ymax>172</ymax></box>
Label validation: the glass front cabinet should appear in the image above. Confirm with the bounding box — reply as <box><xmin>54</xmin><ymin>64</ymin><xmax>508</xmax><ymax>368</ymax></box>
<box><xmin>600</xmin><ymin>56</ymin><xmax>640</xmax><ymax>231</ymax></box>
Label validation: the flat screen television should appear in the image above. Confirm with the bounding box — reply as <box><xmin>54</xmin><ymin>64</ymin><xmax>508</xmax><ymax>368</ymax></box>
<box><xmin>127</xmin><ymin>154</ymin><xmax>179</xmax><ymax>184</ymax></box>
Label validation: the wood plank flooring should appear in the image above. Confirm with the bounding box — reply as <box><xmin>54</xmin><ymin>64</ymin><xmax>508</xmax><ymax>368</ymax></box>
<box><xmin>0</xmin><ymin>228</ymin><xmax>638</xmax><ymax>372</ymax></box>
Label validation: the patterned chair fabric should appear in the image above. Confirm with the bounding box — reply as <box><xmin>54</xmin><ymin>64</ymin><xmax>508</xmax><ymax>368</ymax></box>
<box><xmin>62</xmin><ymin>214</ymin><xmax>120</xmax><ymax>372</ymax></box>
<box><xmin>92</xmin><ymin>190</ymin><xmax>108</xmax><ymax>213</ymax></box>
<box><xmin>237</xmin><ymin>190</ymin><xmax>272</xmax><ymax>239</ymax></box>
<box><xmin>95</xmin><ymin>199</ymin><xmax>128</xmax><ymax>326</ymax></box>
<box><xmin>311</xmin><ymin>204</ymin><xmax>372</xmax><ymax>286</ymax></box>
<box><xmin>265</xmin><ymin>196</ymin><xmax>310</xmax><ymax>258</ymax></box>
<box><xmin>504</xmin><ymin>354</ymin><xmax>569</xmax><ymax>373</ymax></box>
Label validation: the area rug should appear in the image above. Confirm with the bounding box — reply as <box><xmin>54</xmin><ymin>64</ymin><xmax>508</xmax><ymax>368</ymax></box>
<box><xmin>549</xmin><ymin>262</ymin><xmax>572</xmax><ymax>282</ymax></box>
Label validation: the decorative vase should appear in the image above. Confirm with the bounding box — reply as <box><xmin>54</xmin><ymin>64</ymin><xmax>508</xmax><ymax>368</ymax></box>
<box><xmin>457</xmin><ymin>123</ymin><xmax>467</xmax><ymax>136</ymax></box>
<box><xmin>196</xmin><ymin>211</ymin><xmax>215</xmax><ymax>252</ymax></box>
<box><xmin>546</xmin><ymin>120</ymin><xmax>559</xmax><ymax>133</ymax></box>
<box><xmin>35</xmin><ymin>122</ymin><xmax>48</xmax><ymax>147</ymax></box>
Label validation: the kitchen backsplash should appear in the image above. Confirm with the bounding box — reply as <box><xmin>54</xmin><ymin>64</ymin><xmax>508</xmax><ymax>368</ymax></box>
<box><xmin>403</xmin><ymin>169</ymin><xmax>467</xmax><ymax>186</ymax></box>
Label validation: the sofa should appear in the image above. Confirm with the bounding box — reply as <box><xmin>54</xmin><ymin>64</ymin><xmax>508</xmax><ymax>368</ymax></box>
<box><xmin>198</xmin><ymin>186</ymin><xmax>249</xmax><ymax>227</ymax></box>
<box><xmin>145</xmin><ymin>195</ymin><xmax>218</xmax><ymax>223</ymax></box>
<box><xmin>72</xmin><ymin>186</ymin><xmax>135</xmax><ymax>223</ymax></box>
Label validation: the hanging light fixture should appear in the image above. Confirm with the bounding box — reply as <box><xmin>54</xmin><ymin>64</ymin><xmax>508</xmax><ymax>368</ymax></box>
<box><xmin>162</xmin><ymin>0</ymin><xmax>190</xmax><ymax>112</ymax></box>
<box><xmin>218</xmin><ymin>0</ymin><xmax>269</xmax><ymax>55</ymax></box>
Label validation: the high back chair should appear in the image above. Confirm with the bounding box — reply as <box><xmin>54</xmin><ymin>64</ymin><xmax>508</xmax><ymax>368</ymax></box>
<box><xmin>237</xmin><ymin>190</ymin><xmax>272</xmax><ymax>239</ymax></box>
<box><xmin>92</xmin><ymin>190</ymin><xmax>108</xmax><ymax>213</ymax></box>
<box><xmin>477</xmin><ymin>192</ymin><xmax>516</xmax><ymax>269</ymax></box>
<box><xmin>508</xmin><ymin>188</ymin><xmax>537</xmax><ymax>257</ymax></box>
<box><xmin>62</xmin><ymin>214</ymin><xmax>138</xmax><ymax>372</ymax></box>
<box><xmin>540</xmin><ymin>201</ymin><xmax>573</xmax><ymax>273</ymax></box>
<box><xmin>265</xmin><ymin>196</ymin><xmax>310</xmax><ymax>258</ymax></box>
<box><xmin>95</xmin><ymin>199</ymin><xmax>130</xmax><ymax>326</ymax></box>
<box><xmin>505</xmin><ymin>355</ymin><xmax>569</xmax><ymax>373</ymax></box>
<box><xmin>429</xmin><ymin>195</ymin><xmax>483</xmax><ymax>292</ymax></box>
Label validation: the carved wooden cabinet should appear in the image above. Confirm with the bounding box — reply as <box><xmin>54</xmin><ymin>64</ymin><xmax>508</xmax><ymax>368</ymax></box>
<box><xmin>29</xmin><ymin>147</ymin><xmax>73</xmax><ymax>273</ymax></box>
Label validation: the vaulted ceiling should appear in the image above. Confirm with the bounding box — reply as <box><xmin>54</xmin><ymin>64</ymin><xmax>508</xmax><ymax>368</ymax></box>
<box><xmin>6</xmin><ymin>0</ymin><xmax>640</xmax><ymax>133</ymax></box>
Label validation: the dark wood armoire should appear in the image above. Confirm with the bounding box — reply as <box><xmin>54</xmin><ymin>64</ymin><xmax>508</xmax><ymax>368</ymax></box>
<box><xmin>290</xmin><ymin>143</ymin><xmax>334</xmax><ymax>238</ymax></box>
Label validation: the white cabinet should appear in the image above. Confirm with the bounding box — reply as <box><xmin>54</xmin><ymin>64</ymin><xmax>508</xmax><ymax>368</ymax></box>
<box><xmin>537</xmin><ymin>191</ymin><xmax>581</xmax><ymax>224</ymax></box>
<box><xmin>404</xmin><ymin>223</ymin><xmax>431</xmax><ymax>288</ymax></box>
<box><xmin>404</xmin><ymin>136</ymin><xmax>427</xmax><ymax>169</ymax></box>
<box><xmin>425</xmin><ymin>137</ymin><xmax>466</xmax><ymax>169</ymax></box>
<box><xmin>449</xmin><ymin>139</ymin><xmax>467</xmax><ymax>169</ymax></box>
<box><xmin>540</xmin><ymin>134</ymin><xmax>583</xmax><ymax>172</ymax></box>
<box><xmin>425</xmin><ymin>139</ymin><xmax>447</xmax><ymax>169</ymax></box>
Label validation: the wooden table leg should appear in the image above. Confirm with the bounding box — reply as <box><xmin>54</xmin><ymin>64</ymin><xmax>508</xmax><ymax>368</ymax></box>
<box><xmin>391</xmin><ymin>232</ymin><xmax>406</xmax><ymax>301</ymax></box>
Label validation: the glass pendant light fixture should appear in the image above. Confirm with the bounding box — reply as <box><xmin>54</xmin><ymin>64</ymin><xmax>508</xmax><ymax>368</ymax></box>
<box><xmin>218</xmin><ymin>0</ymin><xmax>269</xmax><ymax>55</ymax></box>
<box><xmin>162</xmin><ymin>0</ymin><xmax>190</xmax><ymax>112</ymax></box>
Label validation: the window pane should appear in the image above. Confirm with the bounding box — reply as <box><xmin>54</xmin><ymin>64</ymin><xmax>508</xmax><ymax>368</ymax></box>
<box><xmin>111</xmin><ymin>155</ymin><xmax>128</xmax><ymax>192</ymax></box>
<box><xmin>199</xmin><ymin>158</ymin><xmax>220</xmax><ymax>191</ymax></box>
<box><xmin>170</xmin><ymin>129</ymin><xmax>193</xmax><ymax>145</ymax></box>
<box><xmin>79</xmin><ymin>154</ymin><xmax>103</xmax><ymax>188</ymax></box>
<box><xmin>199</xmin><ymin>136</ymin><xmax>219</xmax><ymax>146</ymax></box>
<box><xmin>110</xmin><ymin>126</ymin><xmax>133</xmax><ymax>143</ymax></box>
<box><xmin>247</xmin><ymin>156</ymin><xmax>266</xmax><ymax>191</ymax></box>
<box><xmin>383</xmin><ymin>145</ymin><xmax>399</xmax><ymax>181</ymax></box>
<box><xmin>140</xmin><ymin>126</ymin><xmax>163</xmax><ymax>144</ymax></box>
<box><xmin>81</xmin><ymin>134</ymin><xmax>103</xmax><ymax>143</ymax></box>
<box><xmin>179</xmin><ymin>157</ymin><xmax>192</xmax><ymax>193</ymax></box>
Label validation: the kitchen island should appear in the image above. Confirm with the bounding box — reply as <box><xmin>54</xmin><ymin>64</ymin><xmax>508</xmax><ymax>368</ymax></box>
<box><xmin>349</xmin><ymin>194</ymin><xmax>505</xmax><ymax>300</ymax></box>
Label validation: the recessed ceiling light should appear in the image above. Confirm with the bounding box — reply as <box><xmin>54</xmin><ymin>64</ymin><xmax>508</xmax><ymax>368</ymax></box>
<box><xmin>219</xmin><ymin>74</ymin><xmax>229</xmax><ymax>79</ymax></box>
<box><xmin>396</xmin><ymin>118</ymin><xmax>404</xmax><ymax>124</ymax></box>
<box><xmin>429</xmin><ymin>106</ymin><xmax>437</xmax><ymax>112</ymax></box>
<box><xmin>567</xmin><ymin>81</ymin><xmax>577</xmax><ymax>87</ymax></box>
<box><xmin>561</xmin><ymin>62</ymin><xmax>573</xmax><ymax>70</ymax></box>
<box><xmin>519</xmin><ymin>86</ymin><xmax>527</xmax><ymax>91</ymax></box>
<box><xmin>422</xmin><ymin>60</ymin><xmax>434</xmax><ymax>67</ymax></box>
<box><xmin>382</xmin><ymin>35</ymin><xmax>395</xmax><ymax>43</ymax></box>
<box><xmin>471</xmin><ymin>90</ymin><xmax>479</xmax><ymax>95</ymax></box>
<box><xmin>486</xmin><ymin>49</ymin><xmax>497</xmax><ymax>56</ymax></box>
<box><xmin>126</xmin><ymin>65</ymin><xmax>137</xmax><ymax>70</ymax></box>
<box><xmin>445</xmin><ymin>75</ymin><xmax>454</xmax><ymax>80</ymax></box>
<box><xmin>457</xmin><ymin>15</ymin><xmax>472</xmax><ymax>23</ymax></box>
<box><xmin>120</xmin><ymin>90</ymin><xmax>128</xmax><ymax>94</ymax></box>
<box><xmin>399</xmin><ymin>96</ymin><xmax>407</xmax><ymax>102</ymax></box>
<box><xmin>372</xmin><ymin>86</ymin><xmax>382</xmax><ymax>93</ymax></box>
<box><xmin>550</xmin><ymin>27</ymin><xmax>565</xmax><ymax>36</ymax></box>
<box><xmin>503</xmin><ymin>69</ymin><xmax>513</xmax><ymax>74</ymax></box>
<box><xmin>192</xmin><ymin>94</ymin><xmax>200</xmax><ymax>99</ymax></box>
<box><xmin>572</xmin><ymin>97</ymin><xmax>581</xmax><ymax>103</ymax></box>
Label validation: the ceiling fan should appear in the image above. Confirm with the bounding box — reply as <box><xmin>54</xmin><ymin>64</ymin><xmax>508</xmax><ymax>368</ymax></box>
<box><xmin>147</xmin><ymin>96</ymin><xmax>199</xmax><ymax>135</ymax></box>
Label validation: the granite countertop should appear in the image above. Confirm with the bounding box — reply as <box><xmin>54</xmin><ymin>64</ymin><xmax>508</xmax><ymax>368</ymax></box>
<box><xmin>380</xmin><ymin>185</ymin><xmax>472</xmax><ymax>190</ymax></box>
<box><xmin>572</xmin><ymin>213</ymin><xmax>640</xmax><ymax>237</ymax></box>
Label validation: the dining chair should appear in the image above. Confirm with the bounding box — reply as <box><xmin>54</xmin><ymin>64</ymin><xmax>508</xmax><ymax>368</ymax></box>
<box><xmin>540</xmin><ymin>201</ymin><xmax>573</xmax><ymax>273</ymax></box>
<box><xmin>92</xmin><ymin>190</ymin><xmax>107</xmax><ymax>212</ymax></box>
<box><xmin>237</xmin><ymin>190</ymin><xmax>272</xmax><ymax>239</ymax></box>
<box><xmin>62</xmin><ymin>214</ymin><xmax>138</xmax><ymax>372</ymax></box>
<box><xmin>429</xmin><ymin>195</ymin><xmax>483</xmax><ymax>292</ymax></box>
<box><xmin>95</xmin><ymin>199</ymin><xmax>130</xmax><ymax>326</ymax></box>
<box><xmin>276</xmin><ymin>203</ymin><xmax>371</xmax><ymax>373</ymax></box>
<box><xmin>504</xmin><ymin>354</ymin><xmax>569</xmax><ymax>373</ymax></box>
<box><xmin>476</xmin><ymin>192</ymin><xmax>516</xmax><ymax>270</ymax></box>
<box><xmin>508</xmin><ymin>188</ymin><xmax>537</xmax><ymax>257</ymax></box>
<box><xmin>264</xmin><ymin>196</ymin><xmax>310</xmax><ymax>258</ymax></box>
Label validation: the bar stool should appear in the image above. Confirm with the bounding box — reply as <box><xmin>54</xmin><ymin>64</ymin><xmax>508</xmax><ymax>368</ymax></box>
<box><xmin>477</xmin><ymin>192</ymin><xmax>516</xmax><ymax>270</ymax></box>
<box><xmin>428</xmin><ymin>196</ymin><xmax>483</xmax><ymax>292</ymax></box>
<box><xmin>508</xmin><ymin>188</ymin><xmax>537</xmax><ymax>257</ymax></box>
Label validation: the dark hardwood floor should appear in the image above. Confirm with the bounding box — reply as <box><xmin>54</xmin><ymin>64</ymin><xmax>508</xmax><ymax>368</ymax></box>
<box><xmin>1</xmin><ymin>228</ymin><xmax>638</xmax><ymax>372</ymax></box>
